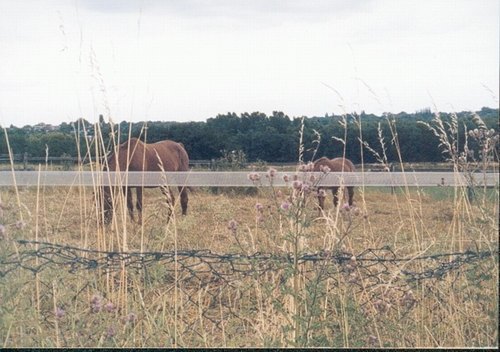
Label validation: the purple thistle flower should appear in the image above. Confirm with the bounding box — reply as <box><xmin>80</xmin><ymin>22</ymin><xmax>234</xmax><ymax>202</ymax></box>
<box><xmin>320</xmin><ymin>165</ymin><xmax>331</xmax><ymax>173</ymax></box>
<box><xmin>15</xmin><ymin>220</ymin><xmax>26</xmax><ymax>229</ymax></box>
<box><xmin>373</xmin><ymin>299</ymin><xmax>390</xmax><ymax>314</ymax></box>
<box><xmin>401</xmin><ymin>290</ymin><xmax>417</xmax><ymax>308</ymax></box>
<box><xmin>91</xmin><ymin>303</ymin><xmax>101</xmax><ymax>313</ymax></box>
<box><xmin>91</xmin><ymin>294</ymin><xmax>102</xmax><ymax>304</ymax></box>
<box><xmin>301</xmin><ymin>183</ymin><xmax>311</xmax><ymax>194</ymax></box>
<box><xmin>128</xmin><ymin>312</ymin><xmax>137</xmax><ymax>323</ymax></box>
<box><xmin>368</xmin><ymin>335</ymin><xmax>378</xmax><ymax>346</ymax></box>
<box><xmin>347</xmin><ymin>273</ymin><xmax>358</xmax><ymax>284</ymax></box>
<box><xmin>283</xmin><ymin>174</ymin><xmax>290</xmax><ymax>183</ymax></box>
<box><xmin>104</xmin><ymin>301</ymin><xmax>116</xmax><ymax>313</ymax></box>
<box><xmin>55</xmin><ymin>307</ymin><xmax>65</xmax><ymax>319</ymax></box>
<box><xmin>106</xmin><ymin>326</ymin><xmax>116</xmax><ymax>339</ymax></box>
<box><xmin>267</xmin><ymin>168</ymin><xmax>277</xmax><ymax>178</ymax></box>
<box><xmin>292</xmin><ymin>180</ymin><xmax>302</xmax><ymax>190</ymax></box>
<box><xmin>247</xmin><ymin>172</ymin><xmax>261</xmax><ymax>182</ymax></box>
<box><xmin>255</xmin><ymin>203</ymin><xmax>264</xmax><ymax>212</ymax></box>
<box><xmin>227</xmin><ymin>219</ymin><xmax>238</xmax><ymax>233</ymax></box>
<box><xmin>280</xmin><ymin>201</ymin><xmax>291</xmax><ymax>211</ymax></box>
<box><xmin>90</xmin><ymin>294</ymin><xmax>103</xmax><ymax>313</ymax></box>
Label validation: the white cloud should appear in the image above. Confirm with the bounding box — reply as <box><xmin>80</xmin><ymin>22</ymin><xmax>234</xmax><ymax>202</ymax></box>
<box><xmin>0</xmin><ymin>0</ymin><xmax>497</xmax><ymax>126</ymax></box>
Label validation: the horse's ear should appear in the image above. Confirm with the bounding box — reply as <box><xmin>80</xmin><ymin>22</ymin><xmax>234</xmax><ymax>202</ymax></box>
<box><xmin>178</xmin><ymin>142</ymin><xmax>185</xmax><ymax>149</ymax></box>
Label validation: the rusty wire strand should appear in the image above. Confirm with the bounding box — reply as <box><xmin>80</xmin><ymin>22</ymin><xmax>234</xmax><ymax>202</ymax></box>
<box><xmin>1</xmin><ymin>238</ymin><xmax>497</xmax><ymax>337</ymax></box>
<box><xmin>1</xmin><ymin>239</ymin><xmax>497</xmax><ymax>284</ymax></box>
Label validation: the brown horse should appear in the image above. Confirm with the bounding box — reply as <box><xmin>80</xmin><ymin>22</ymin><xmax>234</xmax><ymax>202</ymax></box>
<box><xmin>101</xmin><ymin>137</ymin><xmax>189</xmax><ymax>224</ymax></box>
<box><xmin>313</xmin><ymin>157</ymin><xmax>355</xmax><ymax>211</ymax></box>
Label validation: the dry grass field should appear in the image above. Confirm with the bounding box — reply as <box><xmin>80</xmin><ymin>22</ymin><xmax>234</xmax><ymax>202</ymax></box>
<box><xmin>0</xmin><ymin>179</ymin><xmax>498</xmax><ymax>348</ymax></box>
<box><xmin>1</xmin><ymin>112</ymin><xmax>498</xmax><ymax>347</ymax></box>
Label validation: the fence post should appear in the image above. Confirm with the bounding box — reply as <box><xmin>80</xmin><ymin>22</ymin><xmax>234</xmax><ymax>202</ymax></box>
<box><xmin>23</xmin><ymin>152</ymin><xmax>28</xmax><ymax>170</ymax></box>
<box><xmin>390</xmin><ymin>164</ymin><xmax>395</xmax><ymax>195</ymax></box>
<box><xmin>467</xmin><ymin>186</ymin><xmax>475</xmax><ymax>204</ymax></box>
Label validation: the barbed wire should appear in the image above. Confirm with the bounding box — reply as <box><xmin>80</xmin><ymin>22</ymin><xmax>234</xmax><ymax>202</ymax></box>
<box><xmin>1</xmin><ymin>239</ymin><xmax>497</xmax><ymax>285</ymax></box>
<box><xmin>1</xmin><ymin>239</ymin><xmax>497</xmax><ymax>337</ymax></box>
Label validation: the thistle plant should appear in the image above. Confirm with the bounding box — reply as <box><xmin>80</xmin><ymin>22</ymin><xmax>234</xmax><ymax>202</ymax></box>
<box><xmin>419</xmin><ymin>111</ymin><xmax>499</xmax><ymax>204</ymax></box>
<box><xmin>239</xmin><ymin>116</ymin><xmax>367</xmax><ymax>347</ymax></box>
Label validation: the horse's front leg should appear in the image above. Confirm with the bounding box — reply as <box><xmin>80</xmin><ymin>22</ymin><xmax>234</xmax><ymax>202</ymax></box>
<box><xmin>317</xmin><ymin>188</ymin><xmax>326</xmax><ymax>216</ymax></box>
<box><xmin>161</xmin><ymin>186</ymin><xmax>175</xmax><ymax>222</ymax></box>
<box><xmin>125</xmin><ymin>187</ymin><xmax>135</xmax><ymax>222</ymax></box>
<box><xmin>136</xmin><ymin>187</ymin><xmax>143</xmax><ymax>224</ymax></box>
<box><xmin>178</xmin><ymin>186</ymin><xmax>188</xmax><ymax>216</ymax></box>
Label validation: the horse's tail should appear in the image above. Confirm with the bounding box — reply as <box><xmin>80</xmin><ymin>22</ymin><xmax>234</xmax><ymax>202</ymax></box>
<box><xmin>344</xmin><ymin>158</ymin><xmax>355</xmax><ymax>171</ymax></box>
<box><xmin>175</xmin><ymin>142</ymin><xmax>189</xmax><ymax>170</ymax></box>
<box><xmin>175</xmin><ymin>142</ymin><xmax>193</xmax><ymax>193</ymax></box>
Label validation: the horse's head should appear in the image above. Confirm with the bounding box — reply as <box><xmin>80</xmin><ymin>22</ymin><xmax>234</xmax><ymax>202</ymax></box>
<box><xmin>101</xmin><ymin>185</ymin><xmax>114</xmax><ymax>225</ymax></box>
<box><xmin>96</xmin><ymin>156</ymin><xmax>114</xmax><ymax>226</ymax></box>
<box><xmin>99</xmin><ymin>151</ymin><xmax>116</xmax><ymax>225</ymax></box>
<box><xmin>94</xmin><ymin>186</ymin><xmax>113</xmax><ymax>225</ymax></box>
<box><xmin>98</xmin><ymin>185</ymin><xmax>114</xmax><ymax>225</ymax></box>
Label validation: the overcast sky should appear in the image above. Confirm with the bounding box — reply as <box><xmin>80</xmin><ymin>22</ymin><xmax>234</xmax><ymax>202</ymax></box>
<box><xmin>0</xmin><ymin>0</ymin><xmax>498</xmax><ymax>127</ymax></box>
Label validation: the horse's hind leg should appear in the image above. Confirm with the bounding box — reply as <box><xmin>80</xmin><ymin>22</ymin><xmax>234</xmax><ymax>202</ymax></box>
<box><xmin>136</xmin><ymin>187</ymin><xmax>143</xmax><ymax>224</ymax></box>
<box><xmin>161</xmin><ymin>186</ymin><xmax>175</xmax><ymax>221</ymax></box>
<box><xmin>178</xmin><ymin>186</ymin><xmax>188</xmax><ymax>216</ymax></box>
<box><xmin>331</xmin><ymin>187</ymin><xmax>340</xmax><ymax>207</ymax></box>
<box><xmin>347</xmin><ymin>186</ymin><xmax>354</xmax><ymax>206</ymax></box>
<box><xmin>126</xmin><ymin>187</ymin><xmax>135</xmax><ymax>222</ymax></box>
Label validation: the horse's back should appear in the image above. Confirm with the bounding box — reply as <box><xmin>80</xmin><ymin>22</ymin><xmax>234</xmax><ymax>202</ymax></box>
<box><xmin>331</xmin><ymin>157</ymin><xmax>355</xmax><ymax>172</ymax></box>
<box><xmin>107</xmin><ymin>138</ymin><xmax>189</xmax><ymax>172</ymax></box>
<box><xmin>314</xmin><ymin>157</ymin><xmax>355</xmax><ymax>172</ymax></box>
<box><xmin>147</xmin><ymin>140</ymin><xmax>189</xmax><ymax>172</ymax></box>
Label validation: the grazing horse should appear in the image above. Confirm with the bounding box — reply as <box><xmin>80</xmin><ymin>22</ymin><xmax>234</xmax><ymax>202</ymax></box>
<box><xmin>313</xmin><ymin>157</ymin><xmax>355</xmax><ymax>211</ymax></box>
<box><xmin>101</xmin><ymin>137</ymin><xmax>189</xmax><ymax>224</ymax></box>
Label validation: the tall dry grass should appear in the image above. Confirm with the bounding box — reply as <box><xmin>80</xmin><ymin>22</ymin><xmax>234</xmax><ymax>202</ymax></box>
<box><xmin>0</xmin><ymin>112</ymin><xmax>498</xmax><ymax>348</ymax></box>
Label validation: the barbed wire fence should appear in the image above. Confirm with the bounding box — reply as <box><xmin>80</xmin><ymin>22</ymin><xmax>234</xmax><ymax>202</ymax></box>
<box><xmin>1</xmin><ymin>238</ymin><xmax>497</xmax><ymax>331</ymax></box>
<box><xmin>2</xmin><ymin>239</ymin><xmax>496</xmax><ymax>280</ymax></box>
<box><xmin>0</xmin><ymin>168</ymin><xmax>498</xmax><ymax>345</ymax></box>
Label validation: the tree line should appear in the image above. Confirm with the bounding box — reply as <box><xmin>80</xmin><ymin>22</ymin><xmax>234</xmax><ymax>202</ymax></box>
<box><xmin>1</xmin><ymin>107</ymin><xmax>498</xmax><ymax>164</ymax></box>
